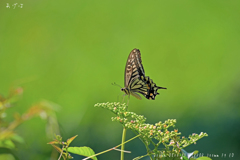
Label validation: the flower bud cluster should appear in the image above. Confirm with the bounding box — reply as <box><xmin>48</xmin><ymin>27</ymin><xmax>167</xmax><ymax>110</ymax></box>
<box><xmin>178</xmin><ymin>132</ymin><xmax>208</xmax><ymax>148</ymax></box>
<box><xmin>95</xmin><ymin>102</ymin><xmax>208</xmax><ymax>154</ymax></box>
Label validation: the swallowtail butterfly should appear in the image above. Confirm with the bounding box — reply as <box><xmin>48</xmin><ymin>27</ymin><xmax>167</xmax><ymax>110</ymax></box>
<box><xmin>121</xmin><ymin>48</ymin><xmax>166</xmax><ymax>100</ymax></box>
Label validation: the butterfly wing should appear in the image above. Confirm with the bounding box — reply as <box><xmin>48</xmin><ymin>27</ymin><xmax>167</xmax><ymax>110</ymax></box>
<box><xmin>123</xmin><ymin>48</ymin><xmax>166</xmax><ymax>100</ymax></box>
<box><xmin>124</xmin><ymin>48</ymin><xmax>145</xmax><ymax>87</ymax></box>
<box><xmin>133</xmin><ymin>76</ymin><xmax>167</xmax><ymax>100</ymax></box>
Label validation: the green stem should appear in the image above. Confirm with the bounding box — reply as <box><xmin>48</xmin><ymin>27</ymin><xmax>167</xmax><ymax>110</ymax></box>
<box><xmin>121</xmin><ymin>127</ymin><xmax>127</xmax><ymax>160</ymax></box>
<box><xmin>66</xmin><ymin>145</ymin><xmax>69</xmax><ymax>160</ymax></box>
<box><xmin>58</xmin><ymin>145</ymin><xmax>64</xmax><ymax>160</ymax></box>
<box><xmin>83</xmin><ymin>134</ymin><xmax>140</xmax><ymax>160</ymax></box>
<box><xmin>182</xmin><ymin>136</ymin><xmax>205</xmax><ymax>148</ymax></box>
<box><xmin>131</xmin><ymin>130</ymin><xmax>152</xmax><ymax>159</ymax></box>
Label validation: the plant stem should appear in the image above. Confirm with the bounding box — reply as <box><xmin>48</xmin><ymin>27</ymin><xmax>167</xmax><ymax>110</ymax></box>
<box><xmin>121</xmin><ymin>127</ymin><xmax>127</xmax><ymax>160</ymax></box>
<box><xmin>65</xmin><ymin>145</ymin><xmax>69</xmax><ymax>160</ymax></box>
<box><xmin>83</xmin><ymin>134</ymin><xmax>140</xmax><ymax>160</ymax></box>
<box><xmin>58</xmin><ymin>146</ymin><xmax>64</xmax><ymax>160</ymax></box>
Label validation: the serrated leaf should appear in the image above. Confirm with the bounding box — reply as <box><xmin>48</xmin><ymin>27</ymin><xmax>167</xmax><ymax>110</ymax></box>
<box><xmin>67</xmin><ymin>135</ymin><xmax>78</xmax><ymax>145</ymax></box>
<box><xmin>67</xmin><ymin>146</ymin><xmax>97</xmax><ymax>160</ymax></box>
<box><xmin>196</xmin><ymin>156</ymin><xmax>212</xmax><ymax>160</ymax></box>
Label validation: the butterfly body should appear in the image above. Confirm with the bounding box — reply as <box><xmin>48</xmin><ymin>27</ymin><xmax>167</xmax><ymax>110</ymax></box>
<box><xmin>121</xmin><ymin>48</ymin><xmax>166</xmax><ymax>100</ymax></box>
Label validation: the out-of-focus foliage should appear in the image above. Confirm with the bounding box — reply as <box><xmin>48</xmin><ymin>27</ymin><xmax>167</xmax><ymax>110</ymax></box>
<box><xmin>48</xmin><ymin>135</ymin><xmax>98</xmax><ymax>160</ymax></box>
<box><xmin>0</xmin><ymin>0</ymin><xmax>240</xmax><ymax>159</ymax></box>
<box><xmin>0</xmin><ymin>87</ymin><xmax>59</xmax><ymax>160</ymax></box>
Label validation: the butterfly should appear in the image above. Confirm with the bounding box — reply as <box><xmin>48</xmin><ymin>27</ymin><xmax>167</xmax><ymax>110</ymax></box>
<box><xmin>121</xmin><ymin>48</ymin><xmax>166</xmax><ymax>101</ymax></box>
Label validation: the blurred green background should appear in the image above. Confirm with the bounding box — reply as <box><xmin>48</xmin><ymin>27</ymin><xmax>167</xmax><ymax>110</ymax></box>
<box><xmin>1</xmin><ymin>0</ymin><xmax>240</xmax><ymax>159</ymax></box>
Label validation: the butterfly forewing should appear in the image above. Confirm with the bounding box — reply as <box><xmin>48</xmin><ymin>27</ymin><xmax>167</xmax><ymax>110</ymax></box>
<box><xmin>124</xmin><ymin>49</ymin><xmax>145</xmax><ymax>87</ymax></box>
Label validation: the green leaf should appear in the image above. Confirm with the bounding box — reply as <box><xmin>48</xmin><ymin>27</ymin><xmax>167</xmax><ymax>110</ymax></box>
<box><xmin>66</xmin><ymin>135</ymin><xmax>78</xmax><ymax>145</ymax></box>
<box><xmin>51</xmin><ymin>144</ymin><xmax>63</xmax><ymax>153</ymax></box>
<box><xmin>0</xmin><ymin>139</ymin><xmax>15</xmax><ymax>149</ymax></box>
<box><xmin>193</xmin><ymin>150</ymin><xmax>199</xmax><ymax>155</ymax></box>
<box><xmin>11</xmin><ymin>134</ymin><xmax>24</xmax><ymax>144</ymax></box>
<box><xmin>51</xmin><ymin>145</ymin><xmax>73</xmax><ymax>160</ymax></box>
<box><xmin>0</xmin><ymin>154</ymin><xmax>15</xmax><ymax>160</ymax></box>
<box><xmin>181</xmin><ymin>156</ymin><xmax>190</xmax><ymax>160</ymax></box>
<box><xmin>67</xmin><ymin>146</ymin><xmax>97</xmax><ymax>160</ymax></box>
<box><xmin>55</xmin><ymin>135</ymin><xmax>62</xmax><ymax>142</ymax></box>
<box><xmin>196</xmin><ymin>156</ymin><xmax>212</xmax><ymax>160</ymax></box>
<box><xmin>48</xmin><ymin>139</ymin><xmax>60</xmax><ymax>145</ymax></box>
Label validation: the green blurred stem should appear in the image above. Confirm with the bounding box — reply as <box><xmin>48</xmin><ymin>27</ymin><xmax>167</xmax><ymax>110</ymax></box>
<box><xmin>121</xmin><ymin>127</ymin><xmax>127</xmax><ymax>160</ymax></box>
<box><xmin>58</xmin><ymin>146</ymin><xmax>64</xmax><ymax>160</ymax></box>
<box><xmin>65</xmin><ymin>145</ymin><xmax>69</xmax><ymax>160</ymax></box>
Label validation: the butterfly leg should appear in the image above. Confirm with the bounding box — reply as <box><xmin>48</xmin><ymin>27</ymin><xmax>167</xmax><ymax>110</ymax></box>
<box><xmin>117</xmin><ymin>91</ymin><xmax>122</xmax><ymax>102</ymax></box>
<box><xmin>127</xmin><ymin>95</ymin><xmax>130</xmax><ymax>106</ymax></box>
<box><xmin>122</xmin><ymin>94</ymin><xmax>126</xmax><ymax>104</ymax></box>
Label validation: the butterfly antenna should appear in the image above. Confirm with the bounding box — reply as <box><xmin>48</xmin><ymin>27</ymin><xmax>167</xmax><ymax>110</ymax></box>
<box><xmin>112</xmin><ymin>82</ymin><xmax>122</xmax><ymax>88</ymax></box>
<box><xmin>112</xmin><ymin>82</ymin><xmax>123</xmax><ymax>102</ymax></box>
